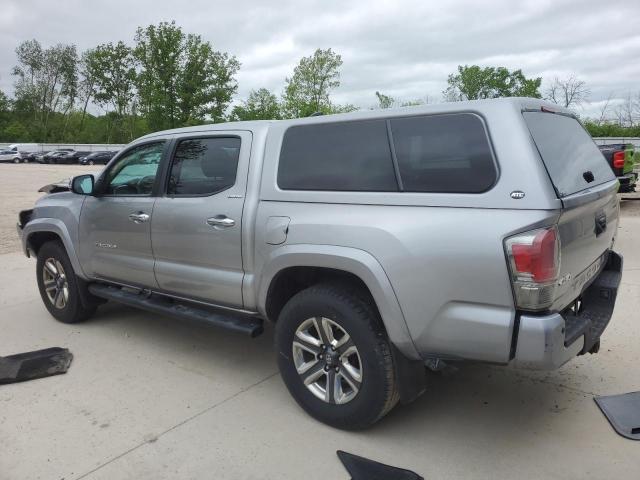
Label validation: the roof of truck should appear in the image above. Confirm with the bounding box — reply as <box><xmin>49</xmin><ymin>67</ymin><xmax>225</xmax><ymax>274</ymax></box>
<box><xmin>137</xmin><ymin>97</ymin><xmax>570</xmax><ymax>142</ymax></box>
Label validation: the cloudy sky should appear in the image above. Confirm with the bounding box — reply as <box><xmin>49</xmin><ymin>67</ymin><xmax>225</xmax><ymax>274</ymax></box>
<box><xmin>1</xmin><ymin>0</ymin><xmax>639</xmax><ymax>118</ymax></box>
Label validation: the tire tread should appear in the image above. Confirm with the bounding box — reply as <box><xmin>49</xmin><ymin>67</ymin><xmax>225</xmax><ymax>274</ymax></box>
<box><xmin>276</xmin><ymin>281</ymin><xmax>399</xmax><ymax>429</ymax></box>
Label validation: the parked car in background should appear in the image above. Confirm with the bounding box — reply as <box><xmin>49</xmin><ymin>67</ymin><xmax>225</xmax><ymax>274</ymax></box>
<box><xmin>0</xmin><ymin>148</ymin><xmax>24</xmax><ymax>163</ymax></box>
<box><xmin>55</xmin><ymin>151</ymin><xmax>91</xmax><ymax>164</ymax></box>
<box><xmin>3</xmin><ymin>144</ymin><xmax>39</xmax><ymax>162</ymax></box>
<box><xmin>20</xmin><ymin>151</ymin><xmax>40</xmax><ymax>163</ymax></box>
<box><xmin>43</xmin><ymin>149</ymin><xmax>75</xmax><ymax>164</ymax></box>
<box><xmin>598</xmin><ymin>143</ymin><xmax>637</xmax><ymax>192</ymax></box>
<box><xmin>79</xmin><ymin>151</ymin><xmax>117</xmax><ymax>165</ymax></box>
<box><xmin>35</xmin><ymin>151</ymin><xmax>53</xmax><ymax>164</ymax></box>
<box><xmin>18</xmin><ymin>98</ymin><xmax>623</xmax><ymax>429</ymax></box>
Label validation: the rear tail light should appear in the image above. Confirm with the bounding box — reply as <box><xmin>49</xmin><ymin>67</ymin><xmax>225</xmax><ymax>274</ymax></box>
<box><xmin>504</xmin><ymin>226</ymin><xmax>560</xmax><ymax>311</ymax></box>
<box><xmin>612</xmin><ymin>151</ymin><xmax>625</xmax><ymax>169</ymax></box>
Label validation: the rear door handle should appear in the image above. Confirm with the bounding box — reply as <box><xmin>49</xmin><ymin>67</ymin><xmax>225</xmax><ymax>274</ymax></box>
<box><xmin>207</xmin><ymin>215</ymin><xmax>235</xmax><ymax>228</ymax></box>
<box><xmin>129</xmin><ymin>212</ymin><xmax>150</xmax><ymax>224</ymax></box>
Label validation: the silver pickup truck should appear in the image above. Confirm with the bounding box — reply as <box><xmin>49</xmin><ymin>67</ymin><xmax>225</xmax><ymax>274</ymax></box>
<box><xmin>18</xmin><ymin>97</ymin><xmax>623</xmax><ymax>429</ymax></box>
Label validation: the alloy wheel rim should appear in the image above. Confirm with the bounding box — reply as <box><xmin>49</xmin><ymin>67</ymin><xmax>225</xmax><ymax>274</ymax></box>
<box><xmin>292</xmin><ymin>317</ymin><xmax>362</xmax><ymax>405</ymax></box>
<box><xmin>42</xmin><ymin>258</ymin><xmax>69</xmax><ymax>309</ymax></box>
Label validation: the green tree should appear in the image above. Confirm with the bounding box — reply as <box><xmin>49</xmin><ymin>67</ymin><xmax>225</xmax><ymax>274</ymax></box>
<box><xmin>12</xmin><ymin>39</ymin><xmax>78</xmax><ymax>141</ymax></box>
<box><xmin>77</xmin><ymin>49</ymin><xmax>99</xmax><ymax>132</ymax></box>
<box><xmin>401</xmin><ymin>99</ymin><xmax>424</xmax><ymax>107</ymax></box>
<box><xmin>583</xmin><ymin>120</ymin><xmax>640</xmax><ymax>137</ymax></box>
<box><xmin>134</xmin><ymin>21</ymin><xmax>240</xmax><ymax>130</ymax></box>
<box><xmin>330</xmin><ymin>103</ymin><xmax>359</xmax><ymax>114</ymax></box>
<box><xmin>375</xmin><ymin>91</ymin><xmax>394</xmax><ymax>109</ymax></box>
<box><xmin>444</xmin><ymin>65</ymin><xmax>541</xmax><ymax>101</ymax></box>
<box><xmin>230</xmin><ymin>88</ymin><xmax>281</xmax><ymax>121</ymax></box>
<box><xmin>2</xmin><ymin>120</ymin><xmax>30</xmax><ymax>141</ymax></box>
<box><xmin>84</xmin><ymin>41</ymin><xmax>138</xmax><ymax>142</ymax></box>
<box><xmin>0</xmin><ymin>90</ymin><xmax>10</xmax><ymax>132</ymax></box>
<box><xmin>282</xmin><ymin>48</ymin><xmax>343</xmax><ymax>118</ymax></box>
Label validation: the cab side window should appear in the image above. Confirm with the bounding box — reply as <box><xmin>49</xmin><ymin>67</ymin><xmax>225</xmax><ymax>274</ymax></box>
<box><xmin>103</xmin><ymin>142</ymin><xmax>164</xmax><ymax>196</ymax></box>
<box><xmin>167</xmin><ymin>137</ymin><xmax>241</xmax><ymax>196</ymax></box>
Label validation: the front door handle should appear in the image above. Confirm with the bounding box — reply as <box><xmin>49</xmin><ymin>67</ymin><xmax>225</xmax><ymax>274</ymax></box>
<box><xmin>207</xmin><ymin>215</ymin><xmax>235</xmax><ymax>228</ymax></box>
<box><xmin>129</xmin><ymin>212</ymin><xmax>150</xmax><ymax>224</ymax></box>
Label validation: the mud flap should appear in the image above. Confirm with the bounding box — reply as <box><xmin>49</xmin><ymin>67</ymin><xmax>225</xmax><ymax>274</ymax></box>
<box><xmin>0</xmin><ymin>348</ymin><xmax>73</xmax><ymax>384</ymax></box>
<box><xmin>337</xmin><ymin>451</ymin><xmax>423</xmax><ymax>480</ymax></box>
<box><xmin>393</xmin><ymin>346</ymin><xmax>426</xmax><ymax>405</ymax></box>
<box><xmin>594</xmin><ymin>392</ymin><xmax>640</xmax><ymax>440</ymax></box>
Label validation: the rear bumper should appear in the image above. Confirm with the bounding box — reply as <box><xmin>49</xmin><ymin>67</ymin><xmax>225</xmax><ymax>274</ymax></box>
<box><xmin>513</xmin><ymin>251</ymin><xmax>622</xmax><ymax>369</ymax></box>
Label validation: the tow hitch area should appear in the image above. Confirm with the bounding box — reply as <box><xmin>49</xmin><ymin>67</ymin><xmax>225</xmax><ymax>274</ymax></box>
<box><xmin>563</xmin><ymin>251</ymin><xmax>622</xmax><ymax>354</ymax></box>
<box><xmin>0</xmin><ymin>347</ymin><xmax>73</xmax><ymax>384</ymax></box>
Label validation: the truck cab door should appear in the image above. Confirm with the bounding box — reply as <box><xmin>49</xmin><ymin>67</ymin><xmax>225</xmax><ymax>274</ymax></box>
<box><xmin>151</xmin><ymin>132</ymin><xmax>251</xmax><ymax>308</ymax></box>
<box><xmin>78</xmin><ymin>141</ymin><xmax>167</xmax><ymax>288</ymax></box>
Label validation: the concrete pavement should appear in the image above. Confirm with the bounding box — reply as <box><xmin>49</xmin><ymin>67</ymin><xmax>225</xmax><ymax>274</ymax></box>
<box><xmin>1</xmin><ymin>212</ymin><xmax>639</xmax><ymax>479</ymax></box>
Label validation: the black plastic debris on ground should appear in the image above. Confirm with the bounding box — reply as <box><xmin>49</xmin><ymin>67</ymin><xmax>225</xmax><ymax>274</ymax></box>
<box><xmin>337</xmin><ymin>450</ymin><xmax>423</xmax><ymax>480</ymax></box>
<box><xmin>0</xmin><ymin>347</ymin><xmax>73</xmax><ymax>384</ymax></box>
<box><xmin>594</xmin><ymin>391</ymin><xmax>640</xmax><ymax>440</ymax></box>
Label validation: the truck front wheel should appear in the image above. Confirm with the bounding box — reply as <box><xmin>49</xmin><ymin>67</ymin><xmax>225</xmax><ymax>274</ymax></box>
<box><xmin>36</xmin><ymin>241</ymin><xmax>96</xmax><ymax>324</ymax></box>
<box><xmin>275</xmin><ymin>283</ymin><xmax>399</xmax><ymax>429</ymax></box>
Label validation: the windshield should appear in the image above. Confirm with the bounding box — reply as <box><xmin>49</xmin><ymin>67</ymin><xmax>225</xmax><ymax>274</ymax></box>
<box><xmin>523</xmin><ymin>112</ymin><xmax>615</xmax><ymax>198</ymax></box>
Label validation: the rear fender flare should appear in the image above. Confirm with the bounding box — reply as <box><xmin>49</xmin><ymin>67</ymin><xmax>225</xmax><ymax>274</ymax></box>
<box><xmin>257</xmin><ymin>244</ymin><xmax>420</xmax><ymax>360</ymax></box>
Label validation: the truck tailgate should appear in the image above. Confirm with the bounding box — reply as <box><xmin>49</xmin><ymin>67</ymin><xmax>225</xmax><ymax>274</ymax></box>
<box><xmin>553</xmin><ymin>181</ymin><xmax>619</xmax><ymax>311</ymax></box>
<box><xmin>522</xmin><ymin>110</ymin><xmax>620</xmax><ymax>312</ymax></box>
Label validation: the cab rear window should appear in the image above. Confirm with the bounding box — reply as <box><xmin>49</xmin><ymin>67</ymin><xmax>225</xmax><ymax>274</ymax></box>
<box><xmin>523</xmin><ymin>112</ymin><xmax>615</xmax><ymax>198</ymax></box>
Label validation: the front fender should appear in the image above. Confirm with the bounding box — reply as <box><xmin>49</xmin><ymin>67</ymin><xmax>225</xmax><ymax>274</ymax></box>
<box><xmin>256</xmin><ymin>244</ymin><xmax>420</xmax><ymax>360</ymax></box>
<box><xmin>22</xmin><ymin>218</ymin><xmax>87</xmax><ymax>279</ymax></box>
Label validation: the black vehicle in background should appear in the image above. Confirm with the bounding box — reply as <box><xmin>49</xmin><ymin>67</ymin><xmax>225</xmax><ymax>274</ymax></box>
<box><xmin>20</xmin><ymin>152</ymin><xmax>40</xmax><ymax>163</ymax></box>
<box><xmin>41</xmin><ymin>149</ymin><xmax>74</xmax><ymax>164</ymax></box>
<box><xmin>79</xmin><ymin>151</ymin><xmax>117</xmax><ymax>165</ymax></box>
<box><xmin>34</xmin><ymin>151</ymin><xmax>52</xmax><ymax>163</ymax></box>
<box><xmin>54</xmin><ymin>151</ymin><xmax>91</xmax><ymax>164</ymax></box>
<box><xmin>597</xmin><ymin>143</ymin><xmax>637</xmax><ymax>193</ymax></box>
<box><xmin>45</xmin><ymin>151</ymin><xmax>71</xmax><ymax>164</ymax></box>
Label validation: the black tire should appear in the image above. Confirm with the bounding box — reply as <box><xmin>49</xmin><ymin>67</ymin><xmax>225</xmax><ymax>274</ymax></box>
<box><xmin>36</xmin><ymin>241</ymin><xmax>96</xmax><ymax>323</ymax></box>
<box><xmin>13</xmin><ymin>157</ymin><xmax>20</xmax><ymax>164</ymax></box>
<box><xmin>276</xmin><ymin>283</ymin><xmax>399</xmax><ymax>430</ymax></box>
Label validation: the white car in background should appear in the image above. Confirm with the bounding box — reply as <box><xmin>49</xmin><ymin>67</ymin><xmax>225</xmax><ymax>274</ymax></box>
<box><xmin>0</xmin><ymin>148</ymin><xmax>23</xmax><ymax>163</ymax></box>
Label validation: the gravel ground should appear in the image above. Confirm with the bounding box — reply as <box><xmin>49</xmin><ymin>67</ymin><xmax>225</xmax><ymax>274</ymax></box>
<box><xmin>620</xmin><ymin>189</ymin><xmax>640</xmax><ymax>217</ymax></box>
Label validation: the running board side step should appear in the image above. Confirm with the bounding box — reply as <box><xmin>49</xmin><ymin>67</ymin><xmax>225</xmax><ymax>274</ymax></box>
<box><xmin>88</xmin><ymin>284</ymin><xmax>264</xmax><ymax>337</ymax></box>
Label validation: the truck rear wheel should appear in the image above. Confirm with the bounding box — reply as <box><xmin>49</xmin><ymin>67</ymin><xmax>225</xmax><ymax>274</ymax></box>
<box><xmin>36</xmin><ymin>241</ymin><xmax>96</xmax><ymax>324</ymax></box>
<box><xmin>275</xmin><ymin>283</ymin><xmax>399</xmax><ymax>429</ymax></box>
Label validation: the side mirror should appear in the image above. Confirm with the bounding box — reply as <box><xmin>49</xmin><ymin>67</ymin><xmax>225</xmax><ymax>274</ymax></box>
<box><xmin>71</xmin><ymin>174</ymin><xmax>95</xmax><ymax>195</ymax></box>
